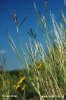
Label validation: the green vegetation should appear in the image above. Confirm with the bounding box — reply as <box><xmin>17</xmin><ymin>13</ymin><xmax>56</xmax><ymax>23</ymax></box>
<box><xmin>0</xmin><ymin>1</ymin><xmax>66</xmax><ymax>100</ymax></box>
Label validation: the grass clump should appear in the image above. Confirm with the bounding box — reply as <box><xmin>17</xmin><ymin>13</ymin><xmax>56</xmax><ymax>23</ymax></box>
<box><xmin>2</xmin><ymin>1</ymin><xmax>66</xmax><ymax>100</ymax></box>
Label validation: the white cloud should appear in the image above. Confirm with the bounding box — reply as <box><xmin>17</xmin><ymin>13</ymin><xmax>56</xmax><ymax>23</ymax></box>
<box><xmin>0</xmin><ymin>50</ymin><xmax>6</xmax><ymax>54</ymax></box>
<box><xmin>64</xmin><ymin>0</ymin><xmax>66</xmax><ymax>6</ymax></box>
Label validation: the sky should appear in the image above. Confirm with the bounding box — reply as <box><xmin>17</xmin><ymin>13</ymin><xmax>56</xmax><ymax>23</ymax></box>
<box><xmin>0</xmin><ymin>0</ymin><xmax>66</xmax><ymax>70</ymax></box>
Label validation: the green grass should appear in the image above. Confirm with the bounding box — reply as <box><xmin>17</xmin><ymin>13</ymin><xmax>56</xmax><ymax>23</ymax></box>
<box><xmin>0</xmin><ymin>1</ymin><xmax>66</xmax><ymax>100</ymax></box>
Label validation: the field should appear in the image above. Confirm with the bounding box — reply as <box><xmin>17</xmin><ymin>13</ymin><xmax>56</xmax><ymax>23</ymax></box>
<box><xmin>0</xmin><ymin>0</ymin><xmax>66</xmax><ymax>100</ymax></box>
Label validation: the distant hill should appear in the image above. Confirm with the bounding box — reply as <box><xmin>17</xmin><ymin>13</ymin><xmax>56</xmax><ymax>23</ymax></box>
<box><xmin>0</xmin><ymin>64</ymin><xmax>3</xmax><ymax>73</ymax></box>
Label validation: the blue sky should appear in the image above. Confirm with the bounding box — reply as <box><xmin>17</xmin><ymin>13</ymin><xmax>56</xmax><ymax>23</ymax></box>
<box><xmin>0</xmin><ymin>0</ymin><xmax>66</xmax><ymax>70</ymax></box>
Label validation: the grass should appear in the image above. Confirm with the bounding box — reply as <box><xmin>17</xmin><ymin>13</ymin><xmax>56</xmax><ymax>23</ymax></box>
<box><xmin>0</xmin><ymin>1</ymin><xmax>66</xmax><ymax>100</ymax></box>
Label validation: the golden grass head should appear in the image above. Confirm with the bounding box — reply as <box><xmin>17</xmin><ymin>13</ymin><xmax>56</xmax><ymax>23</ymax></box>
<box><xmin>35</xmin><ymin>62</ymin><xmax>43</xmax><ymax>69</ymax></box>
<box><xmin>13</xmin><ymin>76</ymin><xmax>26</xmax><ymax>91</ymax></box>
<box><xmin>21</xmin><ymin>84</ymin><xmax>26</xmax><ymax>91</ymax></box>
<box><xmin>17</xmin><ymin>76</ymin><xmax>26</xmax><ymax>85</ymax></box>
<box><xmin>15</xmin><ymin>84</ymin><xmax>20</xmax><ymax>90</ymax></box>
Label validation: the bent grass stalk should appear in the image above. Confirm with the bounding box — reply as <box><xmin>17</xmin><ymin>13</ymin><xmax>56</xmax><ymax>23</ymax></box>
<box><xmin>9</xmin><ymin>2</ymin><xmax>66</xmax><ymax>100</ymax></box>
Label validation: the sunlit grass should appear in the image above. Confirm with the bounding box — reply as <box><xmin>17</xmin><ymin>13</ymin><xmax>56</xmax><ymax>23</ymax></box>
<box><xmin>0</xmin><ymin>1</ymin><xmax>66</xmax><ymax>100</ymax></box>
<box><xmin>8</xmin><ymin>2</ymin><xmax>66</xmax><ymax>99</ymax></box>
